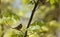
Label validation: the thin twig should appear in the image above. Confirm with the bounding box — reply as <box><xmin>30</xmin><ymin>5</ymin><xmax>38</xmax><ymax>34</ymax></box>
<box><xmin>24</xmin><ymin>0</ymin><xmax>39</xmax><ymax>37</ymax></box>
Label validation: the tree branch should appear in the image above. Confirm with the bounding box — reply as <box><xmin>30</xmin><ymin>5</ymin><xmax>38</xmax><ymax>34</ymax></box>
<box><xmin>24</xmin><ymin>0</ymin><xmax>39</xmax><ymax>37</ymax></box>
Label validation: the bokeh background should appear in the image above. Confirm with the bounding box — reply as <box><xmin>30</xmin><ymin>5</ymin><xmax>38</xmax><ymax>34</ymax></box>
<box><xmin>0</xmin><ymin>0</ymin><xmax>60</xmax><ymax>37</ymax></box>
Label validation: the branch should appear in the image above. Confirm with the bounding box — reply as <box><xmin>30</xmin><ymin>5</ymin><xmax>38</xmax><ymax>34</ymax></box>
<box><xmin>24</xmin><ymin>0</ymin><xmax>39</xmax><ymax>37</ymax></box>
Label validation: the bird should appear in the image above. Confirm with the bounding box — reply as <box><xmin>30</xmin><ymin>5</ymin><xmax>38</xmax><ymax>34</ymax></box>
<box><xmin>13</xmin><ymin>24</ymin><xmax>22</xmax><ymax>30</ymax></box>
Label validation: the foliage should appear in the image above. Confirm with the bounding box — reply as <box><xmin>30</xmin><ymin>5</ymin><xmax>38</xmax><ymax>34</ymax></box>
<box><xmin>0</xmin><ymin>0</ymin><xmax>60</xmax><ymax>37</ymax></box>
<box><xmin>4</xmin><ymin>28</ymin><xmax>23</xmax><ymax>37</ymax></box>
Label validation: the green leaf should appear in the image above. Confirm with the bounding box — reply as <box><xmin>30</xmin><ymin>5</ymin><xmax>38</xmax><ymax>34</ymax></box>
<box><xmin>3</xmin><ymin>12</ymin><xmax>19</xmax><ymax>20</ymax></box>
<box><xmin>28</xmin><ymin>25</ymin><xmax>40</xmax><ymax>31</ymax></box>
<box><xmin>41</xmin><ymin>26</ymin><xmax>49</xmax><ymax>32</ymax></box>
<box><xmin>31</xmin><ymin>20</ymin><xmax>45</xmax><ymax>26</ymax></box>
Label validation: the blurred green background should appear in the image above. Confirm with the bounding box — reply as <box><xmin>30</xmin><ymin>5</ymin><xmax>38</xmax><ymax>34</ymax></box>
<box><xmin>0</xmin><ymin>0</ymin><xmax>60</xmax><ymax>37</ymax></box>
